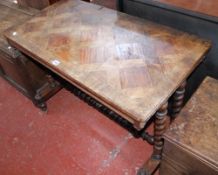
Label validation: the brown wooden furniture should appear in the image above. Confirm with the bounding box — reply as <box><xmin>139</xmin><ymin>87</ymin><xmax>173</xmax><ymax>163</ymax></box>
<box><xmin>160</xmin><ymin>77</ymin><xmax>218</xmax><ymax>175</ymax></box>
<box><xmin>0</xmin><ymin>0</ymin><xmax>61</xmax><ymax>111</ymax></box>
<box><xmin>4</xmin><ymin>0</ymin><xmax>211</xmax><ymax>174</ymax></box>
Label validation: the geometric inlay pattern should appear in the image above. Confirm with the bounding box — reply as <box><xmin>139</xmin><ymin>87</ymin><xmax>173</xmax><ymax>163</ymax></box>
<box><xmin>5</xmin><ymin>0</ymin><xmax>210</xmax><ymax>129</ymax></box>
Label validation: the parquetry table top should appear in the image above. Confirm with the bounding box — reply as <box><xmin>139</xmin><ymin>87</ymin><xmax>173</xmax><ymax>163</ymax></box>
<box><xmin>4</xmin><ymin>0</ymin><xmax>210</xmax><ymax>129</ymax></box>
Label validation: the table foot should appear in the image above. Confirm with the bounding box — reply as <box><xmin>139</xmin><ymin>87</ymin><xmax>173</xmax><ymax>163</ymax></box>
<box><xmin>36</xmin><ymin>102</ymin><xmax>47</xmax><ymax>112</ymax></box>
<box><xmin>137</xmin><ymin>156</ymin><xmax>160</xmax><ymax>175</ymax></box>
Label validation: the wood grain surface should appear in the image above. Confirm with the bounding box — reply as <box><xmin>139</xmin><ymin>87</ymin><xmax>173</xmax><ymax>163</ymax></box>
<box><xmin>4</xmin><ymin>0</ymin><xmax>210</xmax><ymax>129</ymax></box>
<box><xmin>152</xmin><ymin>0</ymin><xmax>218</xmax><ymax>18</ymax></box>
<box><xmin>164</xmin><ymin>77</ymin><xmax>218</xmax><ymax>170</ymax></box>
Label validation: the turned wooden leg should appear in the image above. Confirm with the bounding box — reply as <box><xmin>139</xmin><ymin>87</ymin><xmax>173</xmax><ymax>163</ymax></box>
<box><xmin>153</xmin><ymin>102</ymin><xmax>168</xmax><ymax>158</ymax></box>
<box><xmin>138</xmin><ymin>102</ymin><xmax>168</xmax><ymax>175</ymax></box>
<box><xmin>171</xmin><ymin>81</ymin><xmax>186</xmax><ymax>119</ymax></box>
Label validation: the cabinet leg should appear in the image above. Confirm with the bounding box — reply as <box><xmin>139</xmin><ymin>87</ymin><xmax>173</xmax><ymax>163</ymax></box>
<box><xmin>171</xmin><ymin>81</ymin><xmax>186</xmax><ymax>119</ymax></box>
<box><xmin>37</xmin><ymin>102</ymin><xmax>47</xmax><ymax>112</ymax></box>
<box><xmin>137</xmin><ymin>102</ymin><xmax>168</xmax><ymax>175</ymax></box>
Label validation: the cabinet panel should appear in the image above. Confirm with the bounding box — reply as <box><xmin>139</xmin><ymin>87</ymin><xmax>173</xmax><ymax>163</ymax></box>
<box><xmin>0</xmin><ymin>1</ymin><xmax>61</xmax><ymax>110</ymax></box>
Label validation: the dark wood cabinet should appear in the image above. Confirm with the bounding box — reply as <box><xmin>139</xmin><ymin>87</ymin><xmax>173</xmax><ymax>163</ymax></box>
<box><xmin>0</xmin><ymin>1</ymin><xmax>61</xmax><ymax>110</ymax></box>
<box><xmin>160</xmin><ymin>77</ymin><xmax>218</xmax><ymax>175</ymax></box>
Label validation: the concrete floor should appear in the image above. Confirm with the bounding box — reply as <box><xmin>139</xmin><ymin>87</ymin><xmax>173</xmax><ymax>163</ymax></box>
<box><xmin>0</xmin><ymin>77</ymin><xmax>154</xmax><ymax>175</ymax></box>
